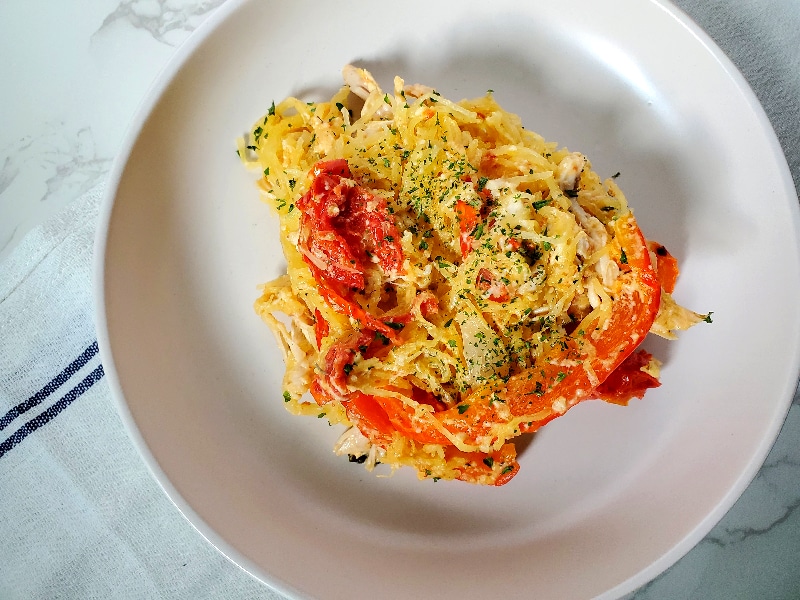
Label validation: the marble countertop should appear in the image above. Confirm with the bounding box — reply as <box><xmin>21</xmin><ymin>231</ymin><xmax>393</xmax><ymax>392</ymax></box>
<box><xmin>2</xmin><ymin>0</ymin><xmax>799</xmax><ymax>598</ymax></box>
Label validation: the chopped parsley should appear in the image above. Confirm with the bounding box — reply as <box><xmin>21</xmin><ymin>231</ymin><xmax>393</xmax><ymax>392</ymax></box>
<box><xmin>533</xmin><ymin>199</ymin><xmax>549</xmax><ymax>210</ymax></box>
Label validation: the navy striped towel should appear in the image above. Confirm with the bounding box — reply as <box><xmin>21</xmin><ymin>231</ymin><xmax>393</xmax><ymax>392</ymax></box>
<box><xmin>0</xmin><ymin>185</ymin><xmax>274</xmax><ymax>599</ymax></box>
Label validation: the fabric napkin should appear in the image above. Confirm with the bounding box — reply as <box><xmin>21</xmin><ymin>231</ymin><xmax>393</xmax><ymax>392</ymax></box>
<box><xmin>0</xmin><ymin>185</ymin><xmax>278</xmax><ymax>600</ymax></box>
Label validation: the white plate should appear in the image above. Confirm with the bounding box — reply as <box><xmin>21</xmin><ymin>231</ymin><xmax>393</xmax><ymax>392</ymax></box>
<box><xmin>95</xmin><ymin>0</ymin><xmax>800</xmax><ymax>598</ymax></box>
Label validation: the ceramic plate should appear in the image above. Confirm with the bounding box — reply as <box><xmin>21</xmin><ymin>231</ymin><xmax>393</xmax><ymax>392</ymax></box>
<box><xmin>96</xmin><ymin>0</ymin><xmax>800</xmax><ymax>598</ymax></box>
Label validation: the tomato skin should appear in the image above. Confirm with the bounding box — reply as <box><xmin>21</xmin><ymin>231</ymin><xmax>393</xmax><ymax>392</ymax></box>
<box><xmin>312</xmin><ymin>273</ymin><xmax>398</xmax><ymax>340</ymax></box>
<box><xmin>418</xmin><ymin>293</ymin><xmax>439</xmax><ymax>318</ymax></box>
<box><xmin>309</xmin><ymin>381</ymin><xmax>394</xmax><ymax>446</ymax></box>
<box><xmin>342</xmin><ymin>391</ymin><xmax>395</xmax><ymax>446</ymax></box>
<box><xmin>305</xmin><ymin>234</ymin><xmax>366</xmax><ymax>290</ymax></box>
<box><xmin>313</xmin><ymin>158</ymin><xmax>350</xmax><ymax>178</ymax></box>
<box><xmin>455</xmin><ymin>200</ymin><xmax>479</xmax><ymax>258</ymax></box>
<box><xmin>338</xmin><ymin>185</ymin><xmax>404</xmax><ymax>276</ymax></box>
<box><xmin>476</xmin><ymin>268</ymin><xmax>510</xmax><ymax>302</ymax></box>
<box><xmin>442</xmin><ymin>443</ymin><xmax>519</xmax><ymax>486</ymax></box>
<box><xmin>595</xmin><ymin>350</ymin><xmax>661</xmax><ymax>405</ymax></box>
<box><xmin>322</xmin><ymin>331</ymin><xmax>373</xmax><ymax>391</ymax></box>
<box><xmin>412</xmin><ymin>386</ymin><xmax>448</xmax><ymax>412</ymax></box>
<box><xmin>314</xmin><ymin>308</ymin><xmax>329</xmax><ymax>350</ymax></box>
<box><xmin>648</xmin><ymin>241</ymin><xmax>680</xmax><ymax>294</ymax></box>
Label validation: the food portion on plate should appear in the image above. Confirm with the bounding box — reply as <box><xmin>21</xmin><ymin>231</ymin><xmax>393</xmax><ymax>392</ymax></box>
<box><xmin>238</xmin><ymin>66</ymin><xmax>709</xmax><ymax>485</ymax></box>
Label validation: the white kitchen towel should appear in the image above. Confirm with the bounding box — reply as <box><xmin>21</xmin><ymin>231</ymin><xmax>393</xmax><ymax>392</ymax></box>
<box><xmin>0</xmin><ymin>185</ymin><xmax>278</xmax><ymax>600</ymax></box>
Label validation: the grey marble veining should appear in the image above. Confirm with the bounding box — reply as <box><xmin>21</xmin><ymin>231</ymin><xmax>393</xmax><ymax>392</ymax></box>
<box><xmin>95</xmin><ymin>0</ymin><xmax>228</xmax><ymax>46</ymax></box>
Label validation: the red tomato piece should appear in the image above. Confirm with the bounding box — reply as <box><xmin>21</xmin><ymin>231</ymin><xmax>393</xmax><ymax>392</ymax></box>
<box><xmin>312</xmin><ymin>158</ymin><xmax>350</xmax><ymax>178</ymax></box>
<box><xmin>595</xmin><ymin>349</ymin><xmax>661</xmax><ymax>406</ymax></box>
<box><xmin>312</xmin><ymin>273</ymin><xmax>398</xmax><ymax>340</ymax></box>
<box><xmin>309</xmin><ymin>381</ymin><xmax>394</xmax><ymax>447</ymax></box>
<box><xmin>314</xmin><ymin>308</ymin><xmax>329</xmax><ymax>350</ymax></box>
<box><xmin>475</xmin><ymin>268</ymin><xmax>510</xmax><ymax>302</ymax></box>
<box><xmin>321</xmin><ymin>330</ymin><xmax>374</xmax><ymax>392</ymax></box>
<box><xmin>411</xmin><ymin>386</ymin><xmax>448</xmax><ymax>412</ymax></box>
<box><xmin>648</xmin><ymin>241</ymin><xmax>680</xmax><ymax>294</ymax></box>
<box><xmin>337</xmin><ymin>185</ymin><xmax>404</xmax><ymax>277</ymax></box>
<box><xmin>418</xmin><ymin>293</ymin><xmax>439</xmax><ymax>318</ymax></box>
<box><xmin>455</xmin><ymin>200</ymin><xmax>479</xmax><ymax>258</ymax></box>
<box><xmin>444</xmin><ymin>443</ymin><xmax>519</xmax><ymax>486</ymax></box>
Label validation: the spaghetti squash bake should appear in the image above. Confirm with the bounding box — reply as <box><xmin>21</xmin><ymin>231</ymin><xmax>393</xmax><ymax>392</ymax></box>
<box><xmin>238</xmin><ymin>66</ymin><xmax>708</xmax><ymax>485</ymax></box>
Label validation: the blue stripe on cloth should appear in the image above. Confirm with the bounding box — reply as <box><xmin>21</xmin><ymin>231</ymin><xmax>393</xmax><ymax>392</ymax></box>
<box><xmin>0</xmin><ymin>341</ymin><xmax>99</xmax><ymax>431</ymax></box>
<box><xmin>0</xmin><ymin>364</ymin><xmax>105</xmax><ymax>459</ymax></box>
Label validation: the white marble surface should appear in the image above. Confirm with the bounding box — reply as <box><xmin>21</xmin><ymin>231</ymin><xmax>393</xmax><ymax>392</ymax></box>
<box><xmin>1</xmin><ymin>0</ymin><xmax>799</xmax><ymax>598</ymax></box>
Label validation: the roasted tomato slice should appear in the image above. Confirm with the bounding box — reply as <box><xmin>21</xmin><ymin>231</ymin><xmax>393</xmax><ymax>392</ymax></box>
<box><xmin>297</xmin><ymin>160</ymin><xmax>404</xmax><ymax>294</ymax></box>
<box><xmin>297</xmin><ymin>160</ymin><xmax>405</xmax><ymax>336</ymax></box>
